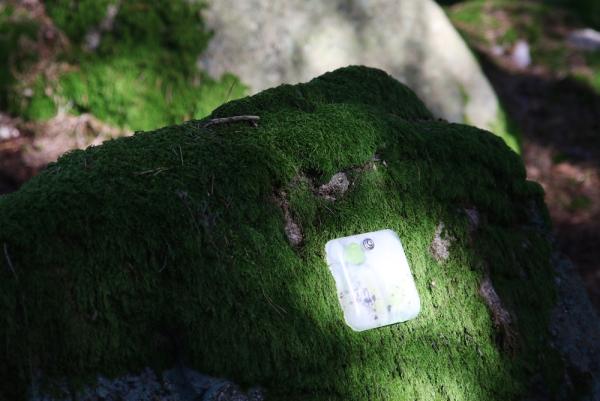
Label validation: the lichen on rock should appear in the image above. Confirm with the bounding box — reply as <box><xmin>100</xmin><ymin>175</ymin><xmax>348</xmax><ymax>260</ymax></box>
<box><xmin>317</xmin><ymin>172</ymin><xmax>350</xmax><ymax>201</ymax></box>
<box><xmin>478</xmin><ymin>274</ymin><xmax>517</xmax><ymax>353</ymax></box>
<box><xmin>0</xmin><ymin>66</ymin><xmax>592</xmax><ymax>400</ymax></box>
<box><xmin>429</xmin><ymin>222</ymin><xmax>454</xmax><ymax>263</ymax></box>
<box><xmin>274</xmin><ymin>189</ymin><xmax>304</xmax><ymax>247</ymax></box>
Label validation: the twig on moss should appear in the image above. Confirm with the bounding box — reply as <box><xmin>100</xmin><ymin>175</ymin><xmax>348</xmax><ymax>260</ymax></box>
<box><xmin>203</xmin><ymin>115</ymin><xmax>260</xmax><ymax>128</ymax></box>
<box><xmin>262</xmin><ymin>287</ymin><xmax>287</xmax><ymax>317</ymax></box>
<box><xmin>158</xmin><ymin>257</ymin><xmax>168</xmax><ymax>273</ymax></box>
<box><xmin>134</xmin><ymin>167</ymin><xmax>171</xmax><ymax>176</ymax></box>
<box><xmin>3</xmin><ymin>243</ymin><xmax>16</xmax><ymax>279</ymax></box>
<box><xmin>2</xmin><ymin>243</ymin><xmax>30</xmax><ymax>382</ymax></box>
<box><xmin>224</xmin><ymin>79</ymin><xmax>238</xmax><ymax>103</ymax></box>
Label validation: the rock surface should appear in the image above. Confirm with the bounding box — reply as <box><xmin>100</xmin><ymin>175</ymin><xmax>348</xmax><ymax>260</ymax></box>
<box><xmin>199</xmin><ymin>0</ymin><xmax>511</xmax><ymax>147</ymax></box>
<box><xmin>568</xmin><ymin>28</ymin><xmax>600</xmax><ymax>51</ymax></box>
<box><xmin>0</xmin><ymin>66</ymin><xmax>597</xmax><ymax>400</ymax></box>
<box><xmin>548</xmin><ymin>254</ymin><xmax>600</xmax><ymax>401</ymax></box>
<box><xmin>32</xmin><ymin>366</ymin><xmax>264</xmax><ymax>401</ymax></box>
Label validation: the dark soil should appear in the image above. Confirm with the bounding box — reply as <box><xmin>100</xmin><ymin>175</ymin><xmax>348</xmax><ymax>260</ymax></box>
<box><xmin>0</xmin><ymin>174</ymin><xmax>17</xmax><ymax>195</ymax></box>
<box><xmin>0</xmin><ymin>132</ymin><xmax>38</xmax><ymax>193</ymax></box>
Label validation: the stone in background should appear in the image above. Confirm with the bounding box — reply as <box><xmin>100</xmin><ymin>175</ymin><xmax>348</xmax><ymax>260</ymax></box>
<box><xmin>199</xmin><ymin>0</ymin><xmax>511</xmax><ymax>147</ymax></box>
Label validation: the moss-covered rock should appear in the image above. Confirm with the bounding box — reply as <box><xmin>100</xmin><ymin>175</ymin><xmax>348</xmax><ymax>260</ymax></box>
<box><xmin>0</xmin><ymin>66</ymin><xmax>576</xmax><ymax>400</ymax></box>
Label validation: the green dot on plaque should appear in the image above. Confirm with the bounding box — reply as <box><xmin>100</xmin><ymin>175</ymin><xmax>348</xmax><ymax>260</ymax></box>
<box><xmin>344</xmin><ymin>243</ymin><xmax>366</xmax><ymax>265</ymax></box>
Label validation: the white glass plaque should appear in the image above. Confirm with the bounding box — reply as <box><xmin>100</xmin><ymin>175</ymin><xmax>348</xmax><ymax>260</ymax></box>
<box><xmin>325</xmin><ymin>229</ymin><xmax>420</xmax><ymax>331</ymax></box>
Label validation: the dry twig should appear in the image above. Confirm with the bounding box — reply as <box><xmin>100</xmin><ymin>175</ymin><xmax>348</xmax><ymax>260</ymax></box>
<box><xmin>203</xmin><ymin>115</ymin><xmax>260</xmax><ymax>128</ymax></box>
<box><xmin>3</xmin><ymin>242</ymin><xmax>16</xmax><ymax>279</ymax></box>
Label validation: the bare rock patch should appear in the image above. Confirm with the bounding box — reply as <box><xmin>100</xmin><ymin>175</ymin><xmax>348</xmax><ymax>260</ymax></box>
<box><xmin>479</xmin><ymin>275</ymin><xmax>517</xmax><ymax>353</ymax></box>
<box><xmin>430</xmin><ymin>222</ymin><xmax>454</xmax><ymax>263</ymax></box>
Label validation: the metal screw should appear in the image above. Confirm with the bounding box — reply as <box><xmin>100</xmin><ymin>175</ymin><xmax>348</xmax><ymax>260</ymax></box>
<box><xmin>363</xmin><ymin>238</ymin><xmax>375</xmax><ymax>250</ymax></box>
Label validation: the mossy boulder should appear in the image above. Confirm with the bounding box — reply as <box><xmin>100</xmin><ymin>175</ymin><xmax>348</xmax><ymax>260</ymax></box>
<box><xmin>0</xmin><ymin>66</ymin><xmax>590</xmax><ymax>400</ymax></box>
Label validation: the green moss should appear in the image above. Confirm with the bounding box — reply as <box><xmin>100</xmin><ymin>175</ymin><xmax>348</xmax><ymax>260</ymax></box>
<box><xmin>446</xmin><ymin>0</ymin><xmax>486</xmax><ymax>25</ymax></box>
<box><xmin>0</xmin><ymin>4</ymin><xmax>40</xmax><ymax>111</ymax></box>
<box><xmin>580</xmin><ymin>52</ymin><xmax>600</xmax><ymax>94</ymax></box>
<box><xmin>459</xmin><ymin>83</ymin><xmax>520</xmax><ymax>154</ymax></box>
<box><xmin>568</xmin><ymin>194</ymin><xmax>592</xmax><ymax>212</ymax></box>
<box><xmin>0</xmin><ymin>66</ymin><xmax>562</xmax><ymax>400</ymax></box>
<box><xmin>3</xmin><ymin>0</ymin><xmax>247</xmax><ymax>129</ymax></box>
<box><xmin>45</xmin><ymin>0</ymin><xmax>247</xmax><ymax>130</ymax></box>
<box><xmin>545</xmin><ymin>0</ymin><xmax>600</xmax><ymax>29</ymax></box>
<box><xmin>20</xmin><ymin>78</ymin><xmax>57</xmax><ymax>121</ymax></box>
<box><xmin>491</xmin><ymin>107</ymin><xmax>521</xmax><ymax>153</ymax></box>
<box><xmin>45</xmin><ymin>0</ymin><xmax>114</xmax><ymax>41</ymax></box>
<box><xmin>447</xmin><ymin>0</ymin><xmax>600</xmax><ymax>95</ymax></box>
<box><xmin>448</xmin><ymin>1</ymin><xmax>549</xmax><ymax>47</ymax></box>
<box><xmin>56</xmin><ymin>55</ymin><xmax>245</xmax><ymax>130</ymax></box>
<box><xmin>46</xmin><ymin>0</ymin><xmax>211</xmax><ymax>71</ymax></box>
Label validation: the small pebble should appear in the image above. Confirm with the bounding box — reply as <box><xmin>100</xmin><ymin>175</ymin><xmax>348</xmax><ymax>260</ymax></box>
<box><xmin>511</xmin><ymin>40</ymin><xmax>531</xmax><ymax>69</ymax></box>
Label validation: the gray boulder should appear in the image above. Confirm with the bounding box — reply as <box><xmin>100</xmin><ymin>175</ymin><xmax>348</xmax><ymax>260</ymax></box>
<box><xmin>199</xmin><ymin>0</ymin><xmax>514</xmax><ymax>148</ymax></box>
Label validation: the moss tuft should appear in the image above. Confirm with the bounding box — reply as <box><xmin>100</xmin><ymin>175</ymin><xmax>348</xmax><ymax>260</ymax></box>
<box><xmin>46</xmin><ymin>0</ymin><xmax>211</xmax><ymax>74</ymax></box>
<box><xmin>2</xmin><ymin>0</ymin><xmax>247</xmax><ymax>130</ymax></box>
<box><xmin>20</xmin><ymin>78</ymin><xmax>57</xmax><ymax>121</ymax></box>
<box><xmin>0</xmin><ymin>4</ymin><xmax>40</xmax><ymax>111</ymax></box>
<box><xmin>56</xmin><ymin>57</ymin><xmax>245</xmax><ymax>131</ymax></box>
<box><xmin>490</xmin><ymin>106</ymin><xmax>521</xmax><ymax>153</ymax></box>
<box><xmin>45</xmin><ymin>0</ymin><xmax>247</xmax><ymax>130</ymax></box>
<box><xmin>0</xmin><ymin>66</ymin><xmax>563</xmax><ymax>400</ymax></box>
